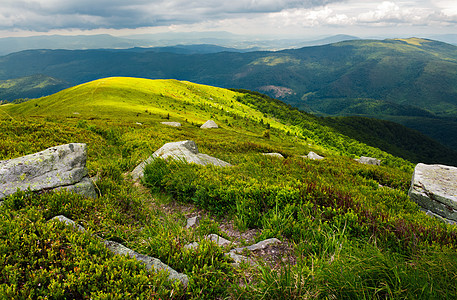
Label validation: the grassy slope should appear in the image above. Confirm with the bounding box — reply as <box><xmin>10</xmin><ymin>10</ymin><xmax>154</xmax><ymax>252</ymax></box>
<box><xmin>1</xmin><ymin>77</ymin><xmax>457</xmax><ymax>299</ymax></box>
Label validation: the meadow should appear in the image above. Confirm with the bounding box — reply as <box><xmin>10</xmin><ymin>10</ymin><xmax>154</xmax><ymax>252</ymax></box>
<box><xmin>1</xmin><ymin>77</ymin><xmax>456</xmax><ymax>299</ymax></box>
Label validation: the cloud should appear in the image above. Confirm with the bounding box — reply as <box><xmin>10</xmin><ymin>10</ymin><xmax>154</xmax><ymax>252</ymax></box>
<box><xmin>0</xmin><ymin>0</ymin><xmax>345</xmax><ymax>31</ymax></box>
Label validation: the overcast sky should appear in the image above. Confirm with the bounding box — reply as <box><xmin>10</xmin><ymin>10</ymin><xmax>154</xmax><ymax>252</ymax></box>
<box><xmin>0</xmin><ymin>0</ymin><xmax>456</xmax><ymax>38</ymax></box>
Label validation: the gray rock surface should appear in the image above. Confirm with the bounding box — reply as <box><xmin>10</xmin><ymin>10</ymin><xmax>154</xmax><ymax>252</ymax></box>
<box><xmin>0</xmin><ymin>143</ymin><xmax>96</xmax><ymax>199</ymax></box>
<box><xmin>262</xmin><ymin>153</ymin><xmax>284</xmax><ymax>159</ymax></box>
<box><xmin>104</xmin><ymin>240</ymin><xmax>189</xmax><ymax>287</ymax></box>
<box><xmin>131</xmin><ymin>140</ymin><xmax>231</xmax><ymax>180</ymax></box>
<box><xmin>305</xmin><ymin>151</ymin><xmax>324</xmax><ymax>160</ymax></box>
<box><xmin>186</xmin><ymin>216</ymin><xmax>200</xmax><ymax>229</ymax></box>
<box><xmin>50</xmin><ymin>215</ymin><xmax>86</xmax><ymax>231</ymax></box>
<box><xmin>161</xmin><ymin>122</ymin><xmax>182</xmax><ymax>127</ymax></box>
<box><xmin>206</xmin><ymin>234</ymin><xmax>231</xmax><ymax>247</ymax></box>
<box><xmin>225</xmin><ymin>251</ymin><xmax>255</xmax><ymax>267</ymax></box>
<box><xmin>409</xmin><ymin>163</ymin><xmax>457</xmax><ymax>222</ymax></box>
<box><xmin>200</xmin><ymin>120</ymin><xmax>218</xmax><ymax>129</ymax></box>
<box><xmin>184</xmin><ymin>242</ymin><xmax>199</xmax><ymax>250</ymax></box>
<box><xmin>356</xmin><ymin>156</ymin><xmax>381</xmax><ymax>165</ymax></box>
<box><xmin>51</xmin><ymin>215</ymin><xmax>189</xmax><ymax>287</ymax></box>
<box><xmin>231</xmin><ymin>238</ymin><xmax>281</xmax><ymax>253</ymax></box>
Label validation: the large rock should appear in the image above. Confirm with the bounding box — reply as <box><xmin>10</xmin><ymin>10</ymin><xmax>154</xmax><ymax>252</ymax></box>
<box><xmin>409</xmin><ymin>163</ymin><xmax>457</xmax><ymax>223</ymax></box>
<box><xmin>356</xmin><ymin>156</ymin><xmax>381</xmax><ymax>165</ymax></box>
<box><xmin>0</xmin><ymin>143</ymin><xmax>96</xmax><ymax>199</ymax></box>
<box><xmin>200</xmin><ymin>120</ymin><xmax>218</xmax><ymax>129</ymax></box>
<box><xmin>131</xmin><ymin>140</ymin><xmax>231</xmax><ymax>180</ymax></box>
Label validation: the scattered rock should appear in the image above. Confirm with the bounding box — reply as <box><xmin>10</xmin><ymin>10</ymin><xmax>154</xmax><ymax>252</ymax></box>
<box><xmin>409</xmin><ymin>163</ymin><xmax>457</xmax><ymax>223</ymax></box>
<box><xmin>51</xmin><ymin>215</ymin><xmax>189</xmax><ymax>287</ymax></box>
<box><xmin>206</xmin><ymin>234</ymin><xmax>231</xmax><ymax>247</ymax></box>
<box><xmin>305</xmin><ymin>151</ymin><xmax>324</xmax><ymax>160</ymax></box>
<box><xmin>231</xmin><ymin>238</ymin><xmax>281</xmax><ymax>253</ymax></box>
<box><xmin>186</xmin><ymin>216</ymin><xmax>200</xmax><ymax>229</ymax></box>
<box><xmin>356</xmin><ymin>156</ymin><xmax>381</xmax><ymax>165</ymax></box>
<box><xmin>225</xmin><ymin>251</ymin><xmax>255</xmax><ymax>267</ymax></box>
<box><xmin>104</xmin><ymin>240</ymin><xmax>189</xmax><ymax>287</ymax></box>
<box><xmin>161</xmin><ymin>122</ymin><xmax>182</xmax><ymax>127</ymax></box>
<box><xmin>184</xmin><ymin>242</ymin><xmax>199</xmax><ymax>250</ymax></box>
<box><xmin>0</xmin><ymin>143</ymin><xmax>96</xmax><ymax>200</ymax></box>
<box><xmin>50</xmin><ymin>215</ymin><xmax>86</xmax><ymax>232</ymax></box>
<box><xmin>200</xmin><ymin>120</ymin><xmax>218</xmax><ymax>129</ymax></box>
<box><xmin>262</xmin><ymin>153</ymin><xmax>284</xmax><ymax>159</ymax></box>
<box><xmin>131</xmin><ymin>140</ymin><xmax>232</xmax><ymax>181</ymax></box>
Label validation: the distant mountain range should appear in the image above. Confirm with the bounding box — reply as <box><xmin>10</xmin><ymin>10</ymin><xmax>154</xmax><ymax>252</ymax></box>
<box><xmin>0</xmin><ymin>33</ymin><xmax>360</xmax><ymax>56</ymax></box>
<box><xmin>0</xmin><ymin>37</ymin><xmax>456</xmax><ymax>149</ymax></box>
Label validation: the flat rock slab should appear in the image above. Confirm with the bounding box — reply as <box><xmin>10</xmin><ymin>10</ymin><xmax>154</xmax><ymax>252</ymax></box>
<box><xmin>161</xmin><ymin>122</ymin><xmax>182</xmax><ymax>127</ymax></box>
<box><xmin>104</xmin><ymin>240</ymin><xmax>189</xmax><ymax>287</ymax></box>
<box><xmin>200</xmin><ymin>120</ymin><xmax>218</xmax><ymax>129</ymax></box>
<box><xmin>51</xmin><ymin>215</ymin><xmax>188</xmax><ymax>287</ymax></box>
<box><xmin>232</xmin><ymin>238</ymin><xmax>281</xmax><ymax>253</ymax></box>
<box><xmin>262</xmin><ymin>153</ymin><xmax>284</xmax><ymax>159</ymax></box>
<box><xmin>0</xmin><ymin>143</ymin><xmax>96</xmax><ymax>199</ymax></box>
<box><xmin>356</xmin><ymin>156</ymin><xmax>381</xmax><ymax>165</ymax></box>
<box><xmin>132</xmin><ymin>140</ymin><xmax>231</xmax><ymax>180</ymax></box>
<box><xmin>409</xmin><ymin>163</ymin><xmax>457</xmax><ymax>222</ymax></box>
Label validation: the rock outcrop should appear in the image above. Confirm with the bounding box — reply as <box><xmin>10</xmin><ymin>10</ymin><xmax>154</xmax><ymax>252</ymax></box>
<box><xmin>356</xmin><ymin>156</ymin><xmax>381</xmax><ymax>165</ymax></box>
<box><xmin>409</xmin><ymin>163</ymin><xmax>457</xmax><ymax>223</ymax></box>
<box><xmin>200</xmin><ymin>120</ymin><xmax>218</xmax><ymax>129</ymax></box>
<box><xmin>0</xmin><ymin>143</ymin><xmax>96</xmax><ymax>200</ymax></box>
<box><xmin>131</xmin><ymin>140</ymin><xmax>231</xmax><ymax>181</ymax></box>
<box><xmin>161</xmin><ymin>122</ymin><xmax>182</xmax><ymax>127</ymax></box>
<box><xmin>104</xmin><ymin>240</ymin><xmax>189</xmax><ymax>287</ymax></box>
<box><xmin>51</xmin><ymin>215</ymin><xmax>189</xmax><ymax>287</ymax></box>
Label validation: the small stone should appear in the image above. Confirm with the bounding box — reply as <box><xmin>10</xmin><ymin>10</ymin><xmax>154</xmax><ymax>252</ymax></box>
<box><xmin>305</xmin><ymin>151</ymin><xmax>324</xmax><ymax>160</ymax></box>
<box><xmin>232</xmin><ymin>238</ymin><xmax>281</xmax><ymax>253</ymax></box>
<box><xmin>200</xmin><ymin>120</ymin><xmax>218</xmax><ymax>129</ymax></box>
<box><xmin>206</xmin><ymin>234</ymin><xmax>231</xmax><ymax>247</ymax></box>
<box><xmin>161</xmin><ymin>122</ymin><xmax>181</xmax><ymax>127</ymax></box>
<box><xmin>356</xmin><ymin>156</ymin><xmax>381</xmax><ymax>165</ymax></box>
<box><xmin>184</xmin><ymin>242</ymin><xmax>199</xmax><ymax>250</ymax></box>
<box><xmin>262</xmin><ymin>153</ymin><xmax>284</xmax><ymax>159</ymax></box>
<box><xmin>186</xmin><ymin>216</ymin><xmax>200</xmax><ymax>229</ymax></box>
<box><xmin>225</xmin><ymin>251</ymin><xmax>255</xmax><ymax>267</ymax></box>
<box><xmin>50</xmin><ymin>215</ymin><xmax>86</xmax><ymax>232</ymax></box>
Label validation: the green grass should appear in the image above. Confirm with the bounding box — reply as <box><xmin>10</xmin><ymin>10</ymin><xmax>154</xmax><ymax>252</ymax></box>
<box><xmin>1</xmin><ymin>77</ymin><xmax>456</xmax><ymax>299</ymax></box>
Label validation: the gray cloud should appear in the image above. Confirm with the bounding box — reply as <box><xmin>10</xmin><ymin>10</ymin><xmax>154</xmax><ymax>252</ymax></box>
<box><xmin>0</xmin><ymin>0</ymin><xmax>345</xmax><ymax>30</ymax></box>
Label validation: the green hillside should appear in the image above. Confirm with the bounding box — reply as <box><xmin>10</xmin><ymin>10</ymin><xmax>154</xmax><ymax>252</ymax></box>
<box><xmin>1</xmin><ymin>38</ymin><xmax>456</xmax><ymax>148</ymax></box>
<box><xmin>1</xmin><ymin>77</ymin><xmax>457</xmax><ymax>299</ymax></box>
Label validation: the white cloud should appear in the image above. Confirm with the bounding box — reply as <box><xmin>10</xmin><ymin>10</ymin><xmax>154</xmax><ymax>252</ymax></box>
<box><xmin>0</xmin><ymin>0</ymin><xmax>456</xmax><ymax>37</ymax></box>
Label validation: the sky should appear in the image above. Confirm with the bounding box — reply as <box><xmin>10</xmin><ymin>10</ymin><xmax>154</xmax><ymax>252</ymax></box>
<box><xmin>0</xmin><ymin>0</ymin><xmax>456</xmax><ymax>39</ymax></box>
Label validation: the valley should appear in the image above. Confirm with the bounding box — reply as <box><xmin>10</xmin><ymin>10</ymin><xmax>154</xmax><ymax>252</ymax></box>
<box><xmin>1</xmin><ymin>38</ymin><xmax>456</xmax><ymax>149</ymax></box>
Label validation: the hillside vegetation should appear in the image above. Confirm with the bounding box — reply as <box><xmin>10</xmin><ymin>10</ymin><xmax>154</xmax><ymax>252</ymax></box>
<box><xmin>1</xmin><ymin>77</ymin><xmax>457</xmax><ymax>299</ymax></box>
<box><xmin>0</xmin><ymin>37</ymin><xmax>457</xmax><ymax>147</ymax></box>
<box><xmin>0</xmin><ymin>74</ymin><xmax>69</xmax><ymax>102</ymax></box>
